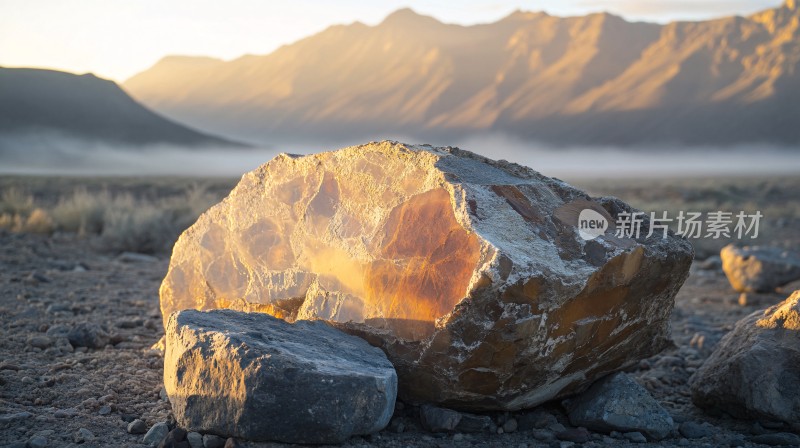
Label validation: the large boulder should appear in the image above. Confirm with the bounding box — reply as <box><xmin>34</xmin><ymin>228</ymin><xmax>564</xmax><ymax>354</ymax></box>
<box><xmin>164</xmin><ymin>309</ymin><xmax>397</xmax><ymax>444</ymax></box>
<box><xmin>160</xmin><ymin>141</ymin><xmax>693</xmax><ymax>410</ymax></box>
<box><xmin>690</xmin><ymin>290</ymin><xmax>800</xmax><ymax>423</ymax></box>
<box><xmin>721</xmin><ymin>244</ymin><xmax>800</xmax><ymax>292</ymax></box>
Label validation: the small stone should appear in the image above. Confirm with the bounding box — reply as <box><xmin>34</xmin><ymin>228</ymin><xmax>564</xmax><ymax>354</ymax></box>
<box><xmin>502</xmin><ymin>418</ymin><xmax>518</xmax><ymax>433</ymax></box>
<box><xmin>128</xmin><ymin>419</ymin><xmax>147</xmax><ymax>434</ymax></box>
<box><xmin>518</xmin><ymin>410</ymin><xmax>557</xmax><ymax>431</ymax></box>
<box><xmin>186</xmin><ymin>432</ymin><xmax>203</xmax><ymax>448</ymax></box>
<box><xmin>67</xmin><ymin>323</ymin><xmax>109</xmax><ymax>349</ymax></box>
<box><xmin>98</xmin><ymin>405</ymin><xmax>112</xmax><ymax>415</ymax></box>
<box><xmin>750</xmin><ymin>432</ymin><xmax>800</xmax><ymax>446</ymax></box>
<box><xmin>453</xmin><ymin>433</ymin><xmax>464</xmax><ymax>442</ymax></box>
<box><xmin>564</xmin><ymin>372</ymin><xmax>673</xmax><ymax>440</ymax></box>
<box><xmin>223</xmin><ymin>439</ymin><xmax>238</xmax><ymax>448</ymax></box>
<box><xmin>27</xmin><ymin>436</ymin><xmax>47</xmax><ymax>448</ymax></box>
<box><xmin>728</xmin><ymin>436</ymin><xmax>747</xmax><ymax>447</ymax></box>
<box><xmin>27</xmin><ymin>335</ymin><xmax>53</xmax><ymax>349</ymax></box>
<box><xmin>556</xmin><ymin>428</ymin><xmax>590</xmax><ymax>443</ymax></box>
<box><xmin>679</xmin><ymin>421</ymin><xmax>714</xmax><ymax>439</ymax></box>
<box><xmin>202</xmin><ymin>435</ymin><xmax>225</xmax><ymax>448</ymax></box>
<box><xmin>623</xmin><ymin>432</ymin><xmax>647</xmax><ymax>443</ymax></box>
<box><xmin>0</xmin><ymin>411</ymin><xmax>32</xmax><ymax>423</ymax></box>
<box><xmin>455</xmin><ymin>413</ymin><xmax>493</xmax><ymax>433</ymax></box>
<box><xmin>158</xmin><ymin>428</ymin><xmax>187</xmax><ymax>448</ymax></box>
<box><xmin>419</xmin><ymin>404</ymin><xmax>461</xmax><ymax>432</ymax></box>
<box><xmin>533</xmin><ymin>429</ymin><xmax>555</xmax><ymax>441</ymax></box>
<box><xmin>143</xmin><ymin>422</ymin><xmax>170</xmax><ymax>447</ymax></box>
<box><xmin>73</xmin><ymin>428</ymin><xmax>94</xmax><ymax>443</ymax></box>
<box><xmin>159</xmin><ymin>387</ymin><xmax>169</xmax><ymax>402</ymax></box>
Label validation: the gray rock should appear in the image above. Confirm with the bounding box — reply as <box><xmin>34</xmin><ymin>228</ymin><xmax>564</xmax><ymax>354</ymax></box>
<box><xmin>164</xmin><ymin>309</ymin><xmax>397</xmax><ymax>444</ymax></box>
<box><xmin>0</xmin><ymin>411</ymin><xmax>33</xmax><ymax>423</ymax></box>
<box><xmin>420</xmin><ymin>405</ymin><xmax>461</xmax><ymax>432</ymax></box>
<box><xmin>127</xmin><ymin>419</ymin><xmax>147</xmax><ymax>434</ymax></box>
<box><xmin>27</xmin><ymin>335</ymin><xmax>53</xmax><ymax>349</ymax></box>
<box><xmin>26</xmin><ymin>436</ymin><xmax>47</xmax><ymax>448</ymax></box>
<box><xmin>73</xmin><ymin>428</ymin><xmax>94</xmax><ymax>443</ymax></box>
<box><xmin>143</xmin><ymin>422</ymin><xmax>169</xmax><ymax>447</ymax></box>
<box><xmin>202</xmin><ymin>435</ymin><xmax>225</xmax><ymax>448</ymax></box>
<box><xmin>564</xmin><ymin>372</ymin><xmax>673</xmax><ymax>440</ymax></box>
<box><xmin>186</xmin><ymin>432</ymin><xmax>203</xmax><ymax>448</ymax></box>
<box><xmin>67</xmin><ymin>322</ymin><xmax>109</xmax><ymax>348</ymax></box>
<box><xmin>456</xmin><ymin>413</ymin><xmax>493</xmax><ymax>433</ymax></box>
<box><xmin>678</xmin><ymin>421</ymin><xmax>714</xmax><ymax>439</ymax></box>
<box><xmin>750</xmin><ymin>432</ymin><xmax>800</xmax><ymax>446</ymax></box>
<box><xmin>721</xmin><ymin>245</ymin><xmax>800</xmax><ymax>292</ymax></box>
<box><xmin>690</xmin><ymin>291</ymin><xmax>800</xmax><ymax>424</ymax></box>
<box><xmin>518</xmin><ymin>410</ymin><xmax>558</xmax><ymax>431</ymax></box>
<box><xmin>502</xmin><ymin>417</ymin><xmax>518</xmax><ymax>433</ymax></box>
<box><xmin>117</xmin><ymin>252</ymin><xmax>159</xmax><ymax>263</ymax></box>
<box><xmin>556</xmin><ymin>428</ymin><xmax>590</xmax><ymax>443</ymax></box>
<box><xmin>623</xmin><ymin>432</ymin><xmax>647</xmax><ymax>443</ymax></box>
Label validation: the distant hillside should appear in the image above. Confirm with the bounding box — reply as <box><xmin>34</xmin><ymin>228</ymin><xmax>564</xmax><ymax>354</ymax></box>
<box><xmin>0</xmin><ymin>67</ymin><xmax>243</xmax><ymax>147</ymax></box>
<box><xmin>124</xmin><ymin>1</ymin><xmax>800</xmax><ymax>146</ymax></box>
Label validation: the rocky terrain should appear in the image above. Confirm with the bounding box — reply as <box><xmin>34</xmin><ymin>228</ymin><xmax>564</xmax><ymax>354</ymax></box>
<box><xmin>2</xmin><ymin>229</ymin><xmax>799</xmax><ymax>447</ymax></box>
<box><xmin>2</xmin><ymin>157</ymin><xmax>799</xmax><ymax>447</ymax></box>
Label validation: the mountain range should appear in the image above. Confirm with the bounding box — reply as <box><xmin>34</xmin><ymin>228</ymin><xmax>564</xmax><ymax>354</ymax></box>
<box><xmin>0</xmin><ymin>67</ymin><xmax>241</xmax><ymax>150</ymax></box>
<box><xmin>124</xmin><ymin>1</ymin><xmax>800</xmax><ymax>146</ymax></box>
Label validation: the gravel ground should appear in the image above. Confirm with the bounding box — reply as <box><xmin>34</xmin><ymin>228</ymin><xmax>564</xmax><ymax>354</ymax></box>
<box><xmin>1</xmin><ymin>229</ymin><xmax>798</xmax><ymax>448</ymax></box>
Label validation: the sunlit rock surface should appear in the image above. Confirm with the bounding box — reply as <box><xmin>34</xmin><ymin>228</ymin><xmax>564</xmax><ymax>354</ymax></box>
<box><xmin>160</xmin><ymin>141</ymin><xmax>693</xmax><ymax>410</ymax></box>
<box><xmin>164</xmin><ymin>309</ymin><xmax>397</xmax><ymax>443</ymax></box>
<box><xmin>690</xmin><ymin>290</ymin><xmax>800</xmax><ymax>424</ymax></box>
<box><xmin>721</xmin><ymin>244</ymin><xmax>800</xmax><ymax>293</ymax></box>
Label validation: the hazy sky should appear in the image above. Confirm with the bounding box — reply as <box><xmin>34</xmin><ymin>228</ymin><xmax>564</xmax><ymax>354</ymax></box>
<box><xmin>0</xmin><ymin>0</ymin><xmax>783</xmax><ymax>82</ymax></box>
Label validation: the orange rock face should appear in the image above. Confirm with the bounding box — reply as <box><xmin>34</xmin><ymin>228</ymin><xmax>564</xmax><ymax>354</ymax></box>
<box><xmin>160</xmin><ymin>141</ymin><xmax>693</xmax><ymax>410</ymax></box>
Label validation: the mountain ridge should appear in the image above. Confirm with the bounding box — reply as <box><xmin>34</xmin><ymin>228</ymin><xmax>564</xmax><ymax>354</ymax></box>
<box><xmin>0</xmin><ymin>67</ymin><xmax>245</xmax><ymax>149</ymax></box>
<box><xmin>124</xmin><ymin>2</ymin><xmax>800</xmax><ymax>146</ymax></box>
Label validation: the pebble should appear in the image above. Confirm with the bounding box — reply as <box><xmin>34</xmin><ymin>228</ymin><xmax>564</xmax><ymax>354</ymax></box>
<box><xmin>186</xmin><ymin>432</ymin><xmax>203</xmax><ymax>448</ymax></box>
<box><xmin>533</xmin><ymin>429</ymin><xmax>555</xmax><ymax>441</ymax></box>
<box><xmin>0</xmin><ymin>411</ymin><xmax>32</xmax><ymax>423</ymax></box>
<box><xmin>679</xmin><ymin>421</ymin><xmax>714</xmax><ymax>439</ymax></box>
<box><xmin>556</xmin><ymin>428</ymin><xmax>590</xmax><ymax>443</ymax></box>
<box><xmin>67</xmin><ymin>322</ymin><xmax>110</xmax><ymax>349</ymax></box>
<box><xmin>27</xmin><ymin>435</ymin><xmax>47</xmax><ymax>448</ymax></box>
<box><xmin>27</xmin><ymin>335</ymin><xmax>53</xmax><ymax>349</ymax></box>
<box><xmin>143</xmin><ymin>422</ymin><xmax>170</xmax><ymax>447</ymax></box>
<box><xmin>623</xmin><ymin>431</ymin><xmax>647</xmax><ymax>443</ymax></box>
<box><xmin>202</xmin><ymin>434</ymin><xmax>225</xmax><ymax>448</ymax></box>
<box><xmin>98</xmin><ymin>405</ymin><xmax>112</xmax><ymax>415</ymax></box>
<box><xmin>223</xmin><ymin>439</ymin><xmax>238</xmax><ymax>448</ymax></box>
<box><xmin>502</xmin><ymin>418</ymin><xmax>518</xmax><ymax>433</ymax></box>
<box><xmin>128</xmin><ymin>419</ymin><xmax>147</xmax><ymax>434</ymax></box>
<box><xmin>159</xmin><ymin>427</ymin><xmax>188</xmax><ymax>448</ymax></box>
<box><xmin>74</xmin><ymin>428</ymin><xmax>94</xmax><ymax>443</ymax></box>
<box><xmin>750</xmin><ymin>432</ymin><xmax>800</xmax><ymax>446</ymax></box>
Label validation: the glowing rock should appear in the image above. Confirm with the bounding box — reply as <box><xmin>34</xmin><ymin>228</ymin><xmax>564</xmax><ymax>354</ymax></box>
<box><xmin>160</xmin><ymin>141</ymin><xmax>693</xmax><ymax>410</ymax></box>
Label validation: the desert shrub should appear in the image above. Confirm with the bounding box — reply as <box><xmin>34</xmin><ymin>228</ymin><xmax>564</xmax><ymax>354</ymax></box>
<box><xmin>50</xmin><ymin>188</ymin><xmax>111</xmax><ymax>234</ymax></box>
<box><xmin>0</xmin><ymin>181</ymin><xmax>225</xmax><ymax>254</ymax></box>
<box><xmin>24</xmin><ymin>208</ymin><xmax>54</xmax><ymax>234</ymax></box>
<box><xmin>0</xmin><ymin>187</ymin><xmax>35</xmax><ymax>215</ymax></box>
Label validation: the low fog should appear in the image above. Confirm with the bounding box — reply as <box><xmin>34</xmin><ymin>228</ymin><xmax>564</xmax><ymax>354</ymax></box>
<box><xmin>1</xmin><ymin>131</ymin><xmax>798</xmax><ymax>180</ymax></box>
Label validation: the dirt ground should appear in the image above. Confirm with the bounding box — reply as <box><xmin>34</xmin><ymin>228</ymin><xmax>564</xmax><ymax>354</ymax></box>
<box><xmin>1</xmin><ymin>229</ymin><xmax>798</xmax><ymax>448</ymax></box>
